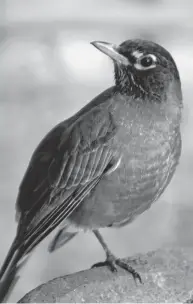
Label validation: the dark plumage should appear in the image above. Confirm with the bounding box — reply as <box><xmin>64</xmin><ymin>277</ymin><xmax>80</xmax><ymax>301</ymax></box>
<box><xmin>0</xmin><ymin>39</ymin><xmax>182</xmax><ymax>302</ymax></box>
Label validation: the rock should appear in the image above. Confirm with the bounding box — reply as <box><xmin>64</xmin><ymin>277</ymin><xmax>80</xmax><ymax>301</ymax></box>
<box><xmin>18</xmin><ymin>247</ymin><xmax>193</xmax><ymax>303</ymax></box>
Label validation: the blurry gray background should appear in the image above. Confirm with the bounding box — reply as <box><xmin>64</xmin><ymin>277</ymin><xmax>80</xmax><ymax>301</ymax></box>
<box><xmin>0</xmin><ymin>0</ymin><xmax>193</xmax><ymax>301</ymax></box>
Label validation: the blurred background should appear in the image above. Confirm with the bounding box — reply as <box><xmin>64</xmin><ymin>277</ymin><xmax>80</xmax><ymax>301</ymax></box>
<box><xmin>0</xmin><ymin>0</ymin><xmax>193</xmax><ymax>301</ymax></box>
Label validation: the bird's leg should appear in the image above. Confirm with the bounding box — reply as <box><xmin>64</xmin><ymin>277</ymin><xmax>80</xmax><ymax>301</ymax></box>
<box><xmin>91</xmin><ymin>230</ymin><xmax>142</xmax><ymax>283</ymax></box>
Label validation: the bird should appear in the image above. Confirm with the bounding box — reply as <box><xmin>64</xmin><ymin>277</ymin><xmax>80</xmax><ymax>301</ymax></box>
<box><xmin>0</xmin><ymin>38</ymin><xmax>183</xmax><ymax>302</ymax></box>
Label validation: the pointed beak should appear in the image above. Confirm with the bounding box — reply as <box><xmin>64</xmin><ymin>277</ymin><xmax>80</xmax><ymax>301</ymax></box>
<box><xmin>90</xmin><ymin>41</ymin><xmax>130</xmax><ymax>66</ymax></box>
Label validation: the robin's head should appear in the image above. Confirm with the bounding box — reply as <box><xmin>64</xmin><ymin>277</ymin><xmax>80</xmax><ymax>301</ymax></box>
<box><xmin>91</xmin><ymin>39</ymin><xmax>182</xmax><ymax>103</ymax></box>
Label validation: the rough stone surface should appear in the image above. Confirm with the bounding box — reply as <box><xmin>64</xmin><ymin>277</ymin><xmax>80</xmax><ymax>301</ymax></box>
<box><xmin>19</xmin><ymin>247</ymin><xmax>193</xmax><ymax>303</ymax></box>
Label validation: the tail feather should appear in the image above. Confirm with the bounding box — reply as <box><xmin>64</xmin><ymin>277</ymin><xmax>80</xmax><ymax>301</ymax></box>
<box><xmin>0</xmin><ymin>266</ymin><xmax>19</xmax><ymax>303</ymax></box>
<box><xmin>0</xmin><ymin>240</ymin><xmax>28</xmax><ymax>303</ymax></box>
<box><xmin>0</xmin><ymin>238</ymin><xmax>17</xmax><ymax>281</ymax></box>
<box><xmin>0</xmin><ymin>226</ymin><xmax>78</xmax><ymax>302</ymax></box>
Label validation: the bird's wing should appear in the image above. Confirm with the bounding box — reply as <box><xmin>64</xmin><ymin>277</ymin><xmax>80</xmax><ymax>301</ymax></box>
<box><xmin>16</xmin><ymin>86</ymin><xmax>116</xmax><ymax>217</ymax></box>
<box><xmin>16</xmin><ymin>105</ymin><xmax>118</xmax><ymax>256</ymax></box>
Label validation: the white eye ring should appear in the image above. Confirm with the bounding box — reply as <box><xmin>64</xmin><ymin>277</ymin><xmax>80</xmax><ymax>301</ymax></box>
<box><xmin>134</xmin><ymin>54</ymin><xmax>157</xmax><ymax>71</ymax></box>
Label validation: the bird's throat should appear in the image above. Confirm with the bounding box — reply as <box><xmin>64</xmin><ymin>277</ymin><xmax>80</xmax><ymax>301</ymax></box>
<box><xmin>114</xmin><ymin>65</ymin><xmax>148</xmax><ymax>98</ymax></box>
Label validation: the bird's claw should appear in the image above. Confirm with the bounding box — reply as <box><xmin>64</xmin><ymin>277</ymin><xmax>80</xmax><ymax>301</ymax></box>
<box><xmin>91</xmin><ymin>255</ymin><xmax>142</xmax><ymax>284</ymax></box>
<box><xmin>92</xmin><ymin>259</ymin><xmax>118</xmax><ymax>272</ymax></box>
<box><xmin>115</xmin><ymin>258</ymin><xmax>142</xmax><ymax>284</ymax></box>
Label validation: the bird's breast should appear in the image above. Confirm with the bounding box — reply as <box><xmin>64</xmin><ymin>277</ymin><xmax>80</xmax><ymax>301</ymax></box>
<box><xmin>102</xmin><ymin>122</ymin><xmax>181</xmax><ymax>224</ymax></box>
<box><xmin>69</xmin><ymin>103</ymin><xmax>181</xmax><ymax>229</ymax></box>
<box><xmin>113</xmin><ymin>117</ymin><xmax>181</xmax><ymax>189</ymax></box>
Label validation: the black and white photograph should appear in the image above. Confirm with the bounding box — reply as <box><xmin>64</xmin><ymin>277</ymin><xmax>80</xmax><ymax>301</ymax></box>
<box><xmin>0</xmin><ymin>0</ymin><xmax>193</xmax><ymax>302</ymax></box>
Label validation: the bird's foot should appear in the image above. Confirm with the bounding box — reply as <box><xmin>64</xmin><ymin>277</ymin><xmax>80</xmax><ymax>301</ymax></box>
<box><xmin>91</xmin><ymin>253</ymin><xmax>142</xmax><ymax>284</ymax></box>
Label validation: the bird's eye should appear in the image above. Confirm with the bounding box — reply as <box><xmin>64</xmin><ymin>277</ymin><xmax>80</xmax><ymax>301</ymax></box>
<box><xmin>140</xmin><ymin>56</ymin><xmax>153</xmax><ymax>67</ymax></box>
<box><xmin>134</xmin><ymin>54</ymin><xmax>157</xmax><ymax>71</ymax></box>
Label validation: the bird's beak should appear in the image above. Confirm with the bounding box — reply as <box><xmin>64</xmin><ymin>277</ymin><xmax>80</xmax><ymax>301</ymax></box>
<box><xmin>91</xmin><ymin>41</ymin><xmax>130</xmax><ymax>66</ymax></box>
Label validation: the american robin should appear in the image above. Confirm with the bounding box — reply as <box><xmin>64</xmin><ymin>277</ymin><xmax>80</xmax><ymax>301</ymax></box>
<box><xmin>0</xmin><ymin>39</ymin><xmax>183</xmax><ymax>302</ymax></box>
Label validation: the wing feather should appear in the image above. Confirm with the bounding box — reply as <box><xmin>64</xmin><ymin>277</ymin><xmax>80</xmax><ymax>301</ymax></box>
<box><xmin>15</xmin><ymin>106</ymin><xmax>118</xmax><ymax>259</ymax></box>
<box><xmin>22</xmin><ymin>176</ymin><xmax>102</xmax><ymax>256</ymax></box>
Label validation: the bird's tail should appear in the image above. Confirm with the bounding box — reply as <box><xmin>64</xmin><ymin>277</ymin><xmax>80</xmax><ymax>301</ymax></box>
<box><xmin>48</xmin><ymin>227</ymin><xmax>78</xmax><ymax>253</ymax></box>
<box><xmin>0</xmin><ymin>237</ymin><xmax>29</xmax><ymax>303</ymax></box>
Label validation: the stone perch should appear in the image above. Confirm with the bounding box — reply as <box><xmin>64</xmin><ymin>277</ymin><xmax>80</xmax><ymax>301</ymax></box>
<box><xmin>19</xmin><ymin>248</ymin><xmax>193</xmax><ymax>303</ymax></box>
